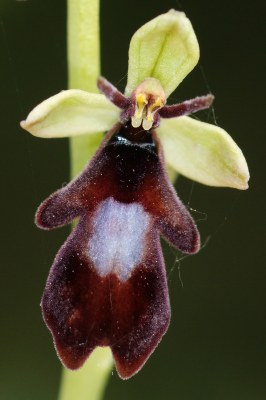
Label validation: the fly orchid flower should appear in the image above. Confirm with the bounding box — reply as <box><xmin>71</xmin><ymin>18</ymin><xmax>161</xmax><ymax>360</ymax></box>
<box><xmin>21</xmin><ymin>10</ymin><xmax>249</xmax><ymax>379</ymax></box>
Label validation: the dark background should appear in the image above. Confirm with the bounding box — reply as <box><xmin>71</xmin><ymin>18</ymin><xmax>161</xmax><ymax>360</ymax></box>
<box><xmin>0</xmin><ymin>0</ymin><xmax>265</xmax><ymax>399</ymax></box>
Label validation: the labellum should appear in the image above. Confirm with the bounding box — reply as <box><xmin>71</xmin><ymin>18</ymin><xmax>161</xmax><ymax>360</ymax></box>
<box><xmin>37</xmin><ymin>91</ymin><xmax>201</xmax><ymax>378</ymax></box>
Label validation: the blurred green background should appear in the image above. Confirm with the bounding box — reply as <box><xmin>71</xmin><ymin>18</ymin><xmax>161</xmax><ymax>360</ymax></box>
<box><xmin>0</xmin><ymin>0</ymin><xmax>265</xmax><ymax>399</ymax></box>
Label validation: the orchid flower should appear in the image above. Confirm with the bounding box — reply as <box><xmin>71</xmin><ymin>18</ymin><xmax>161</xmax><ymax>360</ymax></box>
<box><xmin>21</xmin><ymin>10</ymin><xmax>249</xmax><ymax>379</ymax></box>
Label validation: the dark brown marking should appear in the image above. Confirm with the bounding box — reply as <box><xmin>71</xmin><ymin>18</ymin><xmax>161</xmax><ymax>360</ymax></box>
<box><xmin>37</xmin><ymin>122</ymin><xmax>199</xmax><ymax>378</ymax></box>
<box><xmin>41</xmin><ymin>218</ymin><xmax>170</xmax><ymax>378</ymax></box>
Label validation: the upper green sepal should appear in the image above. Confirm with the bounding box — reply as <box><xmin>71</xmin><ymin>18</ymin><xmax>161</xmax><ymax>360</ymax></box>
<box><xmin>125</xmin><ymin>10</ymin><xmax>199</xmax><ymax>98</ymax></box>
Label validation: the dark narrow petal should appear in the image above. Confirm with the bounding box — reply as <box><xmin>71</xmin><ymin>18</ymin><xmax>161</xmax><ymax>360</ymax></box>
<box><xmin>97</xmin><ymin>76</ymin><xmax>135</xmax><ymax>124</ymax></box>
<box><xmin>41</xmin><ymin>216</ymin><xmax>170</xmax><ymax>379</ymax></box>
<box><xmin>97</xmin><ymin>77</ymin><xmax>130</xmax><ymax>109</ymax></box>
<box><xmin>159</xmin><ymin>94</ymin><xmax>214</xmax><ymax>119</ymax></box>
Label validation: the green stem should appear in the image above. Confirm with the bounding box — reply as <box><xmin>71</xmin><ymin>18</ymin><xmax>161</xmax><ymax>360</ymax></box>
<box><xmin>58</xmin><ymin>1</ymin><xmax>113</xmax><ymax>399</ymax></box>
<box><xmin>68</xmin><ymin>0</ymin><xmax>103</xmax><ymax>177</ymax></box>
<box><xmin>58</xmin><ymin>349</ymin><xmax>113</xmax><ymax>400</ymax></box>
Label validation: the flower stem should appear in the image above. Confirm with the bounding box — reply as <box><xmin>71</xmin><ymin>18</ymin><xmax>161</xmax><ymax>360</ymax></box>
<box><xmin>58</xmin><ymin>1</ymin><xmax>113</xmax><ymax>399</ymax></box>
<box><xmin>68</xmin><ymin>0</ymin><xmax>103</xmax><ymax>177</ymax></box>
<box><xmin>58</xmin><ymin>349</ymin><xmax>113</xmax><ymax>400</ymax></box>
